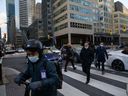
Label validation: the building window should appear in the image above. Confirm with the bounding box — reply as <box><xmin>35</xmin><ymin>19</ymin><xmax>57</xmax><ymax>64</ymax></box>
<box><xmin>99</xmin><ymin>0</ymin><xmax>102</xmax><ymax>2</ymax></box>
<box><xmin>70</xmin><ymin>13</ymin><xmax>93</xmax><ymax>22</ymax></box>
<box><xmin>54</xmin><ymin>14</ymin><xmax>67</xmax><ymax>24</ymax></box>
<box><xmin>54</xmin><ymin>22</ymin><xmax>68</xmax><ymax>31</ymax></box>
<box><xmin>53</xmin><ymin>5</ymin><xmax>67</xmax><ymax>17</ymax></box>
<box><xmin>70</xmin><ymin>22</ymin><xmax>92</xmax><ymax>30</ymax></box>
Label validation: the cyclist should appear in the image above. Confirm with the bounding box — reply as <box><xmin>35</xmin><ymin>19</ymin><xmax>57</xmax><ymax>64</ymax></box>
<box><xmin>14</xmin><ymin>39</ymin><xmax>59</xmax><ymax>96</ymax></box>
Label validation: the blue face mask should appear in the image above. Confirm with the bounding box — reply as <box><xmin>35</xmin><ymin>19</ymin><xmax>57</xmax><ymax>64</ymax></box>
<box><xmin>28</xmin><ymin>56</ymin><xmax>39</xmax><ymax>63</ymax></box>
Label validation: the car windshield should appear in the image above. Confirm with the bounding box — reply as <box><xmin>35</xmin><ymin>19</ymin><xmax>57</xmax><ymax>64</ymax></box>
<box><xmin>50</xmin><ymin>47</ymin><xmax>57</xmax><ymax>50</ymax></box>
<box><xmin>43</xmin><ymin>49</ymin><xmax>52</xmax><ymax>54</ymax></box>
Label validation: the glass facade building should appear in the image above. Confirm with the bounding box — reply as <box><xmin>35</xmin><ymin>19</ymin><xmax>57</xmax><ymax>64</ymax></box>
<box><xmin>53</xmin><ymin>0</ymin><xmax>98</xmax><ymax>46</ymax></box>
<box><xmin>19</xmin><ymin>0</ymin><xmax>35</xmax><ymax>28</ymax></box>
<box><xmin>6</xmin><ymin>0</ymin><xmax>16</xmax><ymax>44</ymax></box>
<box><xmin>114</xmin><ymin>1</ymin><xmax>128</xmax><ymax>44</ymax></box>
<box><xmin>42</xmin><ymin>0</ymin><xmax>53</xmax><ymax>37</ymax></box>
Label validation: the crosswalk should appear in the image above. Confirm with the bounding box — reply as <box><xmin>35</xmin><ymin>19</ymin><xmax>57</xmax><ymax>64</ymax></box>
<box><xmin>58</xmin><ymin>64</ymin><xmax>128</xmax><ymax>96</ymax></box>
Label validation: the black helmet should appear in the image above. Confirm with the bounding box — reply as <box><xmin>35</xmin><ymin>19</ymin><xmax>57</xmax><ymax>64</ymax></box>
<box><xmin>25</xmin><ymin>39</ymin><xmax>43</xmax><ymax>51</ymax></box>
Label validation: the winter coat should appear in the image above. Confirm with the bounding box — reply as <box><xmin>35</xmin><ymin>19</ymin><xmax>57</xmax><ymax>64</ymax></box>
<box><xmin>96</xmin><ymin>46</ymin><xmax>108</xmax><ymax>62</ymax></box>
<box><xmin>80</xmin><ymin>47</ymin><xmax>94</xmax><ymax>64</ymax></box>
<box><xmin>65</xmin><ymin>47</ymin><xmax>74</xmax><ymax>59</ymax></box>
<box><xmin>21</xmin><ymin>56</ymin><xmax>59</xmax><ymax>96</ymax></box>
<box><xmin>80</xmin><ymin>47</ymin><xmax>94</xmax><ymax>73</ymax></box>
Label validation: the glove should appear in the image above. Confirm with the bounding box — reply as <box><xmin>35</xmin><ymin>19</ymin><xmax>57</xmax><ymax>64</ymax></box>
<box><xmin>29</xmin><ymin>81</ymin><xmax>42</xmax><ymax>91</ymax></box>
<box><xmin>14</xmin><ymin>73</ymin><xmax>25</xmax><ymax>86</ymax></box>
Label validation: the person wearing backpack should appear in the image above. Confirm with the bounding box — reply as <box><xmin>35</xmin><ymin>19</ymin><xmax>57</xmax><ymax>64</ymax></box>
<box><xmin>14</xmin><ymin>39</ymin><xmax>59</xmax><ymax>96</ymax></box>
<box><xmin>64</xmin><ymin>44</ymin><xmax>76</xmax><ymax>72</ymax></box>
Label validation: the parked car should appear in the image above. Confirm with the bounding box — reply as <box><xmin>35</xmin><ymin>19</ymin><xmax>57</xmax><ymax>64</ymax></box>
<box><xmin>16</xmin><ymin>48</ymin><xmax>25</xmax><ymax>53</ymax></box>
<box><xmin>106</xmin><ymin>48</ymin><xmax>128</xmax><ymax>71</ymax></box>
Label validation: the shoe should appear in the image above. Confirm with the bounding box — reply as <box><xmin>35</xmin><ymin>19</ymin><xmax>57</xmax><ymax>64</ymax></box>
<box><xmin>85</xmin><ymin>81</ymin><xmax>89</xmax><ymax>84</ymax></box>
<box><xmin>64</xmin><ymin>69</ymin><xmax>67</xmax><ymax>72</ymax></box>
<box><xmin>73</xmin><ymin>67</ymin><xmax>76</xmax><ymax>70</ymax></box>
<box><xmin>102</xmin><ymin>71</ymin><xmax>104</xmax><ymax>75</ymax></box>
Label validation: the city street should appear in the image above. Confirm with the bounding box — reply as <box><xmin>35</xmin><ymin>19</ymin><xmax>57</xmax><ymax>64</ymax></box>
<box><xmin>2</xmin><ymin>53</ymin><xmax>128</xmax><ymax>96</ymax></box>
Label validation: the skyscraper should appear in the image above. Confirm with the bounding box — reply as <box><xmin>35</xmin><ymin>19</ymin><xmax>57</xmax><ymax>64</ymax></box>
<box><xmin>0</xmin><ymin>28</ymin><xmax>1</xmax><ymax>39</ymax></box>
<box><xmin>6</xmin><ymin>0</ymin><xmax>16</xmax><ymax>44</ymax></box>
<box><xmin>19</xmin><ymin>0</ymin><xmax>35</xmax><ymax>29</ymax></box>
<box><xmin>42</xmin><ymin>0</ymin><xmax>53</xmax><ymax>37</ymax></box>
<box><xmin>35</xmin><ymin>3</ymin><xmax>42</xmax><ymax>20</ymax></box>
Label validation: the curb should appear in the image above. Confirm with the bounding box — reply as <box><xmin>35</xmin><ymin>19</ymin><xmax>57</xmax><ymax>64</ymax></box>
<box><xmin>0</xmin><ymin>85</ymin><xmax>6</xmax><ymax>96</ymax></box>
<box><xmin>0</xmin><ymin>67</ymin><xmax>21</xmax><ymax>96</ymax></box>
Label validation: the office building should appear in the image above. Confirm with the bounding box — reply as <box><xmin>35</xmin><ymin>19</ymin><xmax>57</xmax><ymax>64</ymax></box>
<box><xmin>52</xmin><ymin>0</ymin><xmax>103</xmax><ymax>47</ymax></box>
<box><xmin>35</xmin><ymin>3</ymin><xmax>42</xmax><ymax>20</ymax></box>
<box><xmin>114</xmin><ymin>1</ymin><xmax>128</xmax><ymax>44</ymax></box>
<box><xmin>19</xmin><ymin>0</ymin><xmax>35</xmax><ymax>29</ymax></box>
<box><xmin>6</xmin><ymin>0</ymin><xmax>16</xmax><ymax>44</ymax></box>
<box><xmin>42</xmin><ymin>0</ymin><xmax>53</xmax><ymax>37</ymax></box>
<box><xmin>0</xmin><ymin>28</ymin><xmax>1</xmax><ymax>39</ymax></box>
<box><xmin>96</xmin><ymin>0</ymin><xmax>119</xmax><ymax>45</ymax></box>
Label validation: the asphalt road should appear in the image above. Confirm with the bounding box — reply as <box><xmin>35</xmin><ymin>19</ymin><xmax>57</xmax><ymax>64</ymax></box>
<box><xmin>2</xmin><ymin>52</ymin><xmax>128</xmax><ymax>96</ymax></box>
<box><xmin>3</xmin><ymin>53</ymin><xmax>27</xmax><ymax>72</ymax></box>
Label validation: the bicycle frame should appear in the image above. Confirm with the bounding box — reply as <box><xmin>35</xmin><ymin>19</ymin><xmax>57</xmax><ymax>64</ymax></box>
<box><xmin>23</xmin><ymin>82</ymin><xmax>31</xmax><ymax>96</ymax></box>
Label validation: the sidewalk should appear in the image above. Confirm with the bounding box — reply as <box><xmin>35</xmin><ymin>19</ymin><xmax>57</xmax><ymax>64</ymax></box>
<box><xmin>0</xmin><ymin>67</ymin><xmax>25</xmax><ymax>96</ymax></box>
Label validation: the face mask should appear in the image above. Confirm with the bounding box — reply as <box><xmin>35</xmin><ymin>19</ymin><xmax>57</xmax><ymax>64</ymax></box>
<box><xmin>28</xmin><ymin>56</ymin><xmax>39</xmax><ymax>63</ymax></box>
<box><xmin>84</xmin><ymin>46</ymin><xmax>88</xmax><ymax>49</ymax></box>
<box><xmin>100</xmin><ymin>44</ymin><xmax>103</xmax><ymax>47</ymax></box>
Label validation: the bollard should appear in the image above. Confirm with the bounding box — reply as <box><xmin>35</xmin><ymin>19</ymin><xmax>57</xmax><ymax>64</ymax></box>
<box><xmin>0</xmin><ymin>58</ymin><xmax>3</xmax><ymax>85</ymax></box>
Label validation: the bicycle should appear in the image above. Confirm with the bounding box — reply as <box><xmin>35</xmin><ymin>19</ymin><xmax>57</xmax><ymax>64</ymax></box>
<box><xmin>23</xmin><ymin>81</ymin><xmax>31</xmax><ymax>96</ymax></box>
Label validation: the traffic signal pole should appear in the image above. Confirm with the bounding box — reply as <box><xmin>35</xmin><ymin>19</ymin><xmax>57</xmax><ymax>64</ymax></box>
<box><xmin>0</xmin><ymin>58</ymin><xmax>3</xmax><ymax>84</ymax></box>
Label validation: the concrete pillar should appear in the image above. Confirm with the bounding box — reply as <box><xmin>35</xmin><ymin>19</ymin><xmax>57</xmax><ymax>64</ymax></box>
<box><xmin>68</xmin><ymin>33</ymin><xmax>71</xmax><ymax>44</ymax></box>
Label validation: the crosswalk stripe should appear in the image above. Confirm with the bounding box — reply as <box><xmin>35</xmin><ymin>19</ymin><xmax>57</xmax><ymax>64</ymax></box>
<box><xmin>62</xmin><ymin>75</ymin><xmax>113</xmax><ymax>96</ymax></box>
<box><xmin>62</xmin><ymin>70</ymin><xmax>127</xmax><ymax>96</ymax></box>
<box><xmin>91</xmin><ymin>64</ymin><xmax>128</xmax><ymax>78</ymax></box>
<box><xmin>91</xmin><ymin>64</ymin><xmax>113</xmax><ymax>71</ymax></box>
<box><xmin>75</xmin><ymin>65</ymin><xmax>128</xmax><ymax>84</ymax></box>
<box><xmin>67</xmin><ymin>67</ymin><xmax>126</xmax><ymax>89</ymax></box>
<box><xmin>58</xmin><ymin>82</ymin><xmax>89</xmax><ymax>96</ymax></box>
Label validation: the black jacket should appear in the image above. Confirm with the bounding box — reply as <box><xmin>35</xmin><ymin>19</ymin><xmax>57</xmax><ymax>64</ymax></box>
<box><xmin>21</xmin><ymin>56</ymin><xmax>59</xmax><ymax>96</ymax></box>
<box><xmin>80</xmin><ymin>47</ymin><xmax>94</xmax><ymax>64</ymax></box>
<box><xmin>96</xmin><ymin>46</ymin><xmax>108</xmax><ymax>62</ymax></box>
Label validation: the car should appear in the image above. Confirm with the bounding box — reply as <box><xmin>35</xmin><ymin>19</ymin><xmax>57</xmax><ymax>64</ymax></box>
<box><xmin>106</xmin><ymin>48</ymin><xmax>128</xmax><ymax>71</ymax></box>
<box><xmin>16</xmin><ymin>48</ymin><xmax>25</xmax><ymax>53</ymax></box>
<box><xmin>43</xmin><ymin>47</ymin><xmax>63</xmax><ymax>65</ymax></box>
<box><xmin>49</xmin><ymin>46</ymin><xmax>61</xmax><ymax>55</ymax></box>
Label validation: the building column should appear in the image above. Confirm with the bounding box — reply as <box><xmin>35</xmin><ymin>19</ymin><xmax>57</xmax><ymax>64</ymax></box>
<box><xmin>68</xmin><ymin>33</ymin><xmax>71</xmax><ymax>44</ymax></box>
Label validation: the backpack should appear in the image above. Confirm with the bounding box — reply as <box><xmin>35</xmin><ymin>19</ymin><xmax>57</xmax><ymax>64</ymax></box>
<box><xmin>43</xmin><ymin>59</ymin><xmax>63</xmax><ymax>89</ymax></box>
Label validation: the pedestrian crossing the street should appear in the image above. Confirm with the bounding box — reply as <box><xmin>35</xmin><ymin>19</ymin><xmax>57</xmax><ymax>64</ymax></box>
<box><xmin>58</xmin><ymin>64</ymin><xmax>128</xmax><ymax>96</ymax></box>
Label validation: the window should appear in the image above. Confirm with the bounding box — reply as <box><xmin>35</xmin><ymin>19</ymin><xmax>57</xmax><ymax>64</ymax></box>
<box><xmin>99</xmin><ymin>0</ymin><xmax>102</xmax><ymax>2</ymax></box>
<box><xmin>70</xmin><ymin>22</ymin><xmax>92</xmax><ymax>29</ymax></box>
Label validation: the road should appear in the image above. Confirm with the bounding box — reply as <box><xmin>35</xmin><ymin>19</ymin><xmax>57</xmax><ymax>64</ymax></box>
<box><xmin>3</xmin><ymin>53</ymin><xmax>128</xmax><ymax>96</ymax></box>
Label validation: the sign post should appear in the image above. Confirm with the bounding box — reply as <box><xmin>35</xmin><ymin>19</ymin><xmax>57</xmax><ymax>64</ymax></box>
<box><xmin>0</xmin><ymin>58</ymin><xmax>3</xmax><ymax>85</ymax></box>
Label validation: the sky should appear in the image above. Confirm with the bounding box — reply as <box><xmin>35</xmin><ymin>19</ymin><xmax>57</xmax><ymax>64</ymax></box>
<box><xmin>0</xmin><ymin>0</ymin><xmax>128</xmax><ymax>36</ymax></box>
